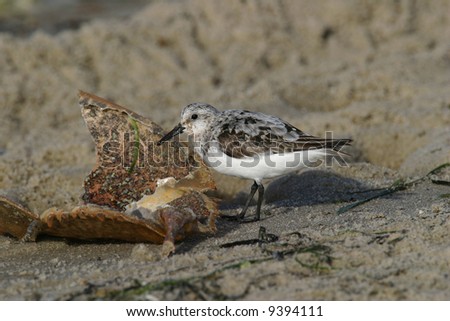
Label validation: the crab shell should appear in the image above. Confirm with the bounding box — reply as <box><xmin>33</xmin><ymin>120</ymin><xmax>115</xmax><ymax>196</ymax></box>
<box><xmin>0</xmin><ymin>92</ymin><xmax>218</xmax><ymax>256</ymax></box>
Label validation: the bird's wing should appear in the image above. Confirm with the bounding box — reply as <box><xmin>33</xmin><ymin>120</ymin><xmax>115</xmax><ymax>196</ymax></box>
<box><xmin>214</xmin><ymin>111</ymin><xmax>351</xmax><ymax>158</ymax></box>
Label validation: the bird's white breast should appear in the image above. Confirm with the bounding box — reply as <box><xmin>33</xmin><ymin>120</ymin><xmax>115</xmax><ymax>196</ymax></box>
<box><xmin>200</xmin><ymin>145</ymin><xmax>327</xmax><ymax>183</ymax></box>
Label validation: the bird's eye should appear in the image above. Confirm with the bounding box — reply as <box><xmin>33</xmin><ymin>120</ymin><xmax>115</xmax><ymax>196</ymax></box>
<box><xmin>191</xmin><ymin>114</ymin><xmax>198</xmax><ymax>120</ymax></box>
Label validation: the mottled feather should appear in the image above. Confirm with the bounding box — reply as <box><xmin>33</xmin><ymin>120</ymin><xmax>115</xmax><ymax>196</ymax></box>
<box><xmin>209</xmin><ymin>110</ymin><xmax>351</xmax><ymax>158</ymax></box>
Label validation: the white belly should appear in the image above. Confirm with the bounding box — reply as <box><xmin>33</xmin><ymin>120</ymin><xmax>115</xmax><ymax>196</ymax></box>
<box><xmin>200</xmin><ymin>145</ymin><xmax>328</xmax><ymax>183</ymax></box>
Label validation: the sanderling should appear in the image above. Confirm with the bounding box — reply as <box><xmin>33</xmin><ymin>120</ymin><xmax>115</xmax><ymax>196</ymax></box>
<box><xmin>158</xmin><ymin>103</ymin><xmax>351</xmax><ymax>222</ymax></box>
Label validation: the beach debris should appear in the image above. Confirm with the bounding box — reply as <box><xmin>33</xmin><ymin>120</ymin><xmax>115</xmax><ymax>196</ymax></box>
<box><xmin>219</xmin><ymin>226</ymin><xmax>279</xmax><ymax>248</ymax></box>
<box><xmin>102</xmin><ymin>228</ymin><xmax>332</xmax><ymax>300</ymax></box>
<box><xmin>337</xmin><ymin>162</ymin><xmax>450</xmax><ymax>214</ymax></box>
<box><xmin>0</xmin><ymin>92</ymin><xmax>217</xmax><ymax>256</ymax></box>
<box><xmin>0</xmin><ymin>195</ymin><xmax>41</xmax><ymax>241</ymax></box>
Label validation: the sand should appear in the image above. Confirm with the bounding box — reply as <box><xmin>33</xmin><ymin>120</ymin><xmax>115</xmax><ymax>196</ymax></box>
<box><xmin>0</xmin><ymin>0</ymin><xmax>449</xmax><ymax>300</ymax></box>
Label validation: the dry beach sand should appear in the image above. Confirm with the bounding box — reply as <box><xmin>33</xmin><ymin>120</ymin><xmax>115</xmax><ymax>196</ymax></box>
<box><xmin>0</xmin><ymin>0</ymin><xmax>449</xmax><ymax>300</ymax></box>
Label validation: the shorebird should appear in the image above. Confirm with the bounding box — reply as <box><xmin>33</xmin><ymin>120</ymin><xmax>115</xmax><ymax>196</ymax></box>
<box><xmin>158</xmin><ymin>103</ymin><xmax>351</xmax><ymax>221</ymax></box>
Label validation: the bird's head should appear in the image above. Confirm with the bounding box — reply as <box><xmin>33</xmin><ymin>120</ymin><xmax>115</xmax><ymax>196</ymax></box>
<box><xmin>158</xmin><ymin>103</ymin><xmax>219</xmax><ymax>145</ymax></box>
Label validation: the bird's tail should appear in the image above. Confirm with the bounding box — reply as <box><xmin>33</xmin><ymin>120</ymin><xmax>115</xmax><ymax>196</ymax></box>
<box><xmin>323</xmin><ymin>138</ymin><xmax>352</xmax><ymax>157</ymax></box>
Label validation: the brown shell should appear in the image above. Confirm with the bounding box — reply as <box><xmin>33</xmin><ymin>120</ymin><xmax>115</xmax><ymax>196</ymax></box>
<box><xmin>40</xmin><ymin>206</ymin><xmax>166</xmax><ymax>243</ymax></box>
<box><xmin>0</xmin><ymin>195</ymin><xmax>40</xmax><ymax>241</ymax></box>
<box><xmin>0</xmin><ymin>92</ymin><xmax>218</xmax><ymax>256</ymax></box>
<box><xmin>79</xmin><ymin>91</ymin><xmax>213</xmax><ymax>210</ymax></box>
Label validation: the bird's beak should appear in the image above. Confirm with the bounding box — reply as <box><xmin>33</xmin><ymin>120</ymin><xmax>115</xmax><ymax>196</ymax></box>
<box><xmin>157</xmin><ymin>123</ymin><xmax>185</xmax><ymax>145</ymax></box>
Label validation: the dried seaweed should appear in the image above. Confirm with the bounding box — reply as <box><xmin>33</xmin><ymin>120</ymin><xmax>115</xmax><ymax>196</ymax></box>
<box><xmin>101</xmin><ymin>228</ymin><xmax>332</xmax><ymax>300</ymax></box>
<box><xmin>337</xmin><ymin>163</ymin><xmax>450</xmax><ymax>214</ymax></box>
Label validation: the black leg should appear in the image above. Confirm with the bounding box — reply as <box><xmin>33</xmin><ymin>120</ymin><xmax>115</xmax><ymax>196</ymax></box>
<box><xmin>238</xmin><ymin>181</ymin><xmax>259</xmax><ymax>219</ymax></box>
<box><xmin>220</xmin><ymin>181</ymin><xmax>264</xmax><ymax>223</ymax></box>
<box><xmin>255</xmin><ymin>183</ymin><xmax>264</xmax><ymax>221</ymax></box>
<box><xmin>239</xmin><ymin>182</ymin><xmax>264</xmax><ymax>223</ymax></box>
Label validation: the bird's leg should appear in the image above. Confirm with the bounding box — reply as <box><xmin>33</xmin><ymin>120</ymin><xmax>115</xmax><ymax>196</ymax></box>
<box><xmin>255</xmin><ymin>183</ymin><xmax>265</xmax><ymax>221</ymax></box>
<box><xmin>238</xmin><ymin>181</ymin><xmax>259</xmax><ymax>219</ymax></box>
<box><xmin>221</xmin><ymin>181</ymin><xmax>264</xmax><ymax>222</ymax></box>
<box><xmin>238</xmin><ymin>182</ymin><xmax>264</xmax><ymax>223</ymax></box>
